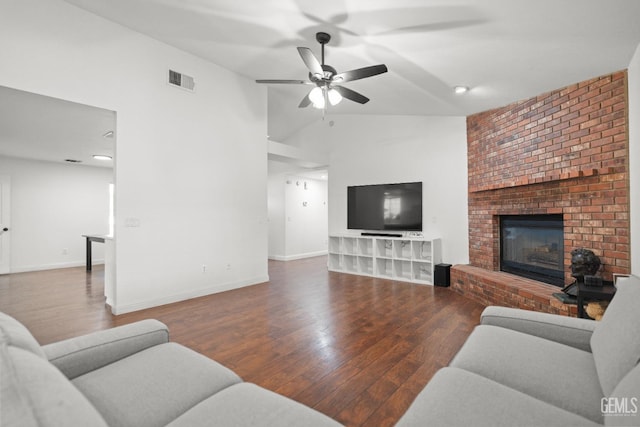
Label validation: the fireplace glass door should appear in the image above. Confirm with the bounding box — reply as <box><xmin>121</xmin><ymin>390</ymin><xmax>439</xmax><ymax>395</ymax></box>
<box><xmin>500</xmin><ymin>215</ymin><xmax>564</xmax><ymax>286</ymax></box>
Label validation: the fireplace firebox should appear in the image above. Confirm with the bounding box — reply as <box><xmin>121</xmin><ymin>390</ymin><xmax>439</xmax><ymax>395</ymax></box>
<box><xmin>500</xmin><ymin>215</ymin><xmax>564</xmax><ymax>286</ymax></box>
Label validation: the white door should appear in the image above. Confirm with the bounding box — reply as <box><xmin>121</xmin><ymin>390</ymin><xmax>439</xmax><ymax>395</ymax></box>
<box><xmin>0</xmin><ymin>176</ymin><xmax>10</xmax><ymax>274</ymax></box>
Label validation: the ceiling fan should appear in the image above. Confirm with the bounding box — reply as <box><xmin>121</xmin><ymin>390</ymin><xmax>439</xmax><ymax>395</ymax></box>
<box><xmin>256</xmin><ymin>32</ymin><xmax>388</xmax><ymax>110</ymax></box>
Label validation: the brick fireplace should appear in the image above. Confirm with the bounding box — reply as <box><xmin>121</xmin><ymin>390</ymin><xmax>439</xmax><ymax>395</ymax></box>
<box><xmin>451</xmin><ymin>70</ymin><xmax>631</xmax><ymax>316</ymax></box>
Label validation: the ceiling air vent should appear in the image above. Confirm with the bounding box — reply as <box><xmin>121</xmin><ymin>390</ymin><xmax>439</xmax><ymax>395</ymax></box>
<box><xmin>168</xmin><ymin>69</ymin><xmax>195</xmax><ymax>92</ymax></box>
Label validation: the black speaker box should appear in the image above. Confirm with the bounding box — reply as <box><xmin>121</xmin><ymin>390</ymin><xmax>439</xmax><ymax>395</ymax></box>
<box><xmin>434</xmin><ymin>263</ymin><xmax>452</xmax><ymax>287</ymax></box>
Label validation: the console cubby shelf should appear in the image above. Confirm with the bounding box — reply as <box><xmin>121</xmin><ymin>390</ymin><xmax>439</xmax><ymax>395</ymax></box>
<box><xmin>327</xmin><ymin>235</ymin><xmax>442</xmax><ymax>285</ymax></box>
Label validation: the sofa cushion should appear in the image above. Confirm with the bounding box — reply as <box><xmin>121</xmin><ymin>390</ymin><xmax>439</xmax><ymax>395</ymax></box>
<box><xmin>0</xmin><ymin>349</ymin><xmax>37</xmax><ymax>426</ymax></box>
<box><xmin>396</xmin><ymin>367</ymin><xmax>601</xmax><ymax>427</ymax></box>
<box><xmin>72</xmin><ymin>342</ymin><xmax>242</xmax><ymax>427</ymax></box>
<box><xmin>603</xmin><ymin>365</ymin><xmax>640</xmax><ymax>427</ymax></box>
<box><xmin>591</xmin><ymin>275</ymin><xmax>640</xmax><ymax>396</ymax></box>
<box><xmin>606</xmin><ymin>362</ymin><xmax>640</xmax><ymax>426</ymax></box>
<box><xmin>0</xmin><ymin>311</ymin><xmax>45</xmax><ymax>358</ymax></box>
<box><xmin>480</xmin><ymin>305</ymin><xmax>596</xmax><ymax>351</ymax></box>
<box><xmin>450</xmin><ymin>324</ymin><xmax>604</xmax><ymax>423</ymax></box>
<box><xmin>166</xmin><ymin>383</ymin><xmax>343</xmax><ymax>427</ymax></box>
<box><xmin>1</xmin><ymin>345</ymin><xmax>107</xmax><ymax>427</ymax></box>
<box><xmin>44</xmin><ymin>319</ymin><xmax>169</xmax><ymax>379</ymax></box>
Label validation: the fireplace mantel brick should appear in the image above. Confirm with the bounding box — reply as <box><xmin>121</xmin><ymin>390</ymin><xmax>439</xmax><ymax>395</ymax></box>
<box><xmin>460</xmin><ymin>70</ymin><xmax>630</xmax><ymax>314</ymax></box>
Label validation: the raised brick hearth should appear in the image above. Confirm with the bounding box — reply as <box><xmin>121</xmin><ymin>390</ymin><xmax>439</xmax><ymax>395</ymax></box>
<box><xmin>452</xmin><ymin>70</ymin><xmax>631</xmax><ymax>315</ymax></box>
<box><xmin>451</xmin><ymin>265</ymin><xmax>577</xmax><ymax>316</ymax></box>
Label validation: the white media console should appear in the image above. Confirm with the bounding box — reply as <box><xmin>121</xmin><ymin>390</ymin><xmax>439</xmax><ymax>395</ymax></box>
<box><xmin>328</xmin><ymin>234</ymin><xmax>442</xmax><ymax>285</ymax></box>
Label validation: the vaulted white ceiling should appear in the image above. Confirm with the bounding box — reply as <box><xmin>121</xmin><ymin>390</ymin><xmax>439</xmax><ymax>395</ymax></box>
<box><xmin>61</xmin><ymin>0</ymin><xmax>640</xmax><ymax>142</ymax></box>
<box><xmin>3</xmin><ymin>1</ymin><xmax>640</xmax><ymax>168</ymax></box>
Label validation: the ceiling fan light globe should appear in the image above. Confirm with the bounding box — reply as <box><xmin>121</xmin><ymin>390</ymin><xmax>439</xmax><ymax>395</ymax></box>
<box><xmin>328</xmin><ymin>88</ymin><xmax>342</xmax><ymax>106</ymax></box>
<box><xmin>309</xmin><ymin>87</ymin><xmax>325</xmax><ymax>108</ymax></box>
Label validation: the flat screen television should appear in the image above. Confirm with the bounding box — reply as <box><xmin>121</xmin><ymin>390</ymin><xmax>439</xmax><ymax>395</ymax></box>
<box><xmin>347</xmin><ymin>182</ymin><xmax>423</xmax><ymax>231</ymax></box>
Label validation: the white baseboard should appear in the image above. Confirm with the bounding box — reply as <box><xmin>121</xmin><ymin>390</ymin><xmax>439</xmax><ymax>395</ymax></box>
<box><xmin>11</xmin><ymin>259</ymin><xmax>104</xmax><ymax>273</ymax></box>
<box><xmin>110</xmin><ymin>275</ymin><xmax>270</xmax><ymax>315</ymax></box>
<box><xmin>269</xmin><ymin>250</ymin><xmax>328</xmax><ymax>261</ymax></box>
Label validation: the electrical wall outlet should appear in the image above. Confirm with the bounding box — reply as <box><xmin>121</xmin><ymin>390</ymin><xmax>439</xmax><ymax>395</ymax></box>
<box><xmin>124</xmin><ymin>217</ymin><xmax>141</xmax><ymax>227</ymax></box>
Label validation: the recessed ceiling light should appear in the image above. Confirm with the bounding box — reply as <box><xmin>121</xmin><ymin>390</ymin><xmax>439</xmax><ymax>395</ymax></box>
<box><xmin>102</xmin><ymin>130</ymin><xmax>114</xmax><ymax>138</ymax></box>
<box><xmin>454</xmin><ymin>85</ymin><xmax>470</xmax><ymax>94</ymax></box>
<box><xmin>93</xmin><ymin>155</ymin><xmax>112</xmax><ymax>161</ymax></box>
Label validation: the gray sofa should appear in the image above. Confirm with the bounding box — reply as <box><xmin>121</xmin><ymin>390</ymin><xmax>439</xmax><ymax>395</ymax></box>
<box><xmin>4</xmin><ymin>276</ymin><xmax>640</xmax><ymax>427</ymax></box>
<box><xmin>0</xmin><ymin>312</ymin><xmax>342</xmax><ymax>427</ymax></box>
<box><xmin>397</xmin><ymin>274</ymin><xmax>640</xmax><ymax>427</ymax></box>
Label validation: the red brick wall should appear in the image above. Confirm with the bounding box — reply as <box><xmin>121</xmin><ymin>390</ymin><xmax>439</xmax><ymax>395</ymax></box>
<box><xmin>467</xmin><ymin>70</ymin><xmax>630</xmax><ymax>284</ymax></box>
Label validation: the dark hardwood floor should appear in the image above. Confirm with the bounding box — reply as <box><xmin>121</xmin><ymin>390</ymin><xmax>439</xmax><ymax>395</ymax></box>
<box><xmin>0</xmin><ymin>256</ymin><xmax>485</xmax><ymax>426</ymax></box>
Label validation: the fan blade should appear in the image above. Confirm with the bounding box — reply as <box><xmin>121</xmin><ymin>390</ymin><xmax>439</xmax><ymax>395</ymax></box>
<box><xmin>298</xmin><ymin>92</ymin><xmax>312</xmax><ymax>108</ymax></box>
<box><xmin>333</xmin><ymin>86</ymin><xmax>369</xmax><ymax>104</ymax></box>
<box><xmin>255</xmin><ymin>79</ymin><xmax>310</xmax><ymax>85</ymax></box>
<box><xmin>375</xmin><ymin>19</ymin><xmax>485</xmax><ymax>36</ymax></box>
<box><xmin>332</xmin><ymin>64</ymin><xmax>388</xmax><ymax>83</ymax></box>
<box><xmin>297</xmin><ymin>47</ymin><xmax>324</xmax><ymax>77</ymax></box>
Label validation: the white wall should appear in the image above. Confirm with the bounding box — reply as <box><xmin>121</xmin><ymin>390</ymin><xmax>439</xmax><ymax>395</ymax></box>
<box><xmin>267</xmin><ymin>171</ymin><xmax>286</xmax><ymax>258</ymax></box>
<box><xmin>290</xmin><ymin>114</ymin><xmax>469</xmax><ymax>265</ymax></box>
<box><xmin>0</xmin><ymin>0</ymin><xmax>268</xmax><ymax>313</ymax></box>
<box><xmin>268</xmin><ymin>168</ymin><xmax>328</xmax><ymax>261</ymax></box>
<box><xmin>284</xmin><ymin>175</ymin><xmax>328</xmax><ymax>260</ymax></box>
<box><xmin>629</xmin><ymin>44</ymin><xmax>640</xmax><ymax>275</ymax></box>
<box><xmin>0</xmin><ymin>156</ymin><xmax>111</xmax><ymax>272</ymax></box>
